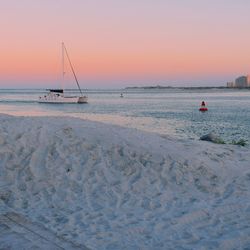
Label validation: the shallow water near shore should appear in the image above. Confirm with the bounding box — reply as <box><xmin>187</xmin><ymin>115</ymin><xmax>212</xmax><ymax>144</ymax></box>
<box><xmin>0</xmin><ymin>88</ymin><xmax>250</xmax><ymax>144</ymax></box>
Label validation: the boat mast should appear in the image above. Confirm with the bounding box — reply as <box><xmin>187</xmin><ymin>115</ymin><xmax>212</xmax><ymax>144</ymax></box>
<box><xmin>62</xmin><ymin>43</ymin><xmax>83</xmax><ymax>96</ymax></box>
<box><xmin>62</xmin><ymin>42</ymin><xmax>65</xmax><ymax>91</ymax></box>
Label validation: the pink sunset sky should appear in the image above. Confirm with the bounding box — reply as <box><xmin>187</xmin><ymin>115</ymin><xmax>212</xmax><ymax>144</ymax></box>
<box><xmin>1</xmin><ymin>0</ymin><xmax>250</xmax><ymax>88</ymax></box>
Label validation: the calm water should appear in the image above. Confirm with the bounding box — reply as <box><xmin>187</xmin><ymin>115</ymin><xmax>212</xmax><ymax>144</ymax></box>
<box><xmin>0</xmin><ymin>88</ymin><xmax>250</xmax><ymax>144</ymax></box>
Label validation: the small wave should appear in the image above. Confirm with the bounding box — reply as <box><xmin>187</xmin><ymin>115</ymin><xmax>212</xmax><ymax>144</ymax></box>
<box><xmin>0</xmin><ymin>100</ymin><xmax>38</xmax><ymax>104</ymax></box>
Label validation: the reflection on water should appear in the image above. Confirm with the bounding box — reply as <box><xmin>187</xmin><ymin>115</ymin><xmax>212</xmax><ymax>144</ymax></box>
<box><xmin>0</xmin><ymin>88</ymin><xmax>250</xmax><ymax>143</ymax></box>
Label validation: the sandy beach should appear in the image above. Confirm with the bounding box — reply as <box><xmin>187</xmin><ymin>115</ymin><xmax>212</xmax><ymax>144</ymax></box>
<box><xmin>0</xmin><ymin>114</ymin><xmax>250</xmax><ymax>249</ymax></box>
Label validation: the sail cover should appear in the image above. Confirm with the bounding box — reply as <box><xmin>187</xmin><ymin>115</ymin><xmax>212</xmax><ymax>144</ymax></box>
<box><xmin>48</xmin><ymin>89</ymin><xmax>64</xmax><ymax>93</ymax></box>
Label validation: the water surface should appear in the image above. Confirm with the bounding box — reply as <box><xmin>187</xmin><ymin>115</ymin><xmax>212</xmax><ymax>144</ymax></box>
<box><xmin>0</xmin><ymin>88</ymin><xmax>249</xmax><ymax>143</ymax></box>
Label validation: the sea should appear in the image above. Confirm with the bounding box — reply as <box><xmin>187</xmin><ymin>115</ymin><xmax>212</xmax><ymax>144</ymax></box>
<box><xmin>0</xmin><ymin>88</ymin><xmax>250</xmax><ymax>144</ymax></box>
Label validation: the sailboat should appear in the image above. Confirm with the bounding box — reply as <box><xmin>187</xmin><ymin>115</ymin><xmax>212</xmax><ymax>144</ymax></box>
<box><xmin>38</xmin><ymin>43</ymin><xmax>88</xmax><ymax>104</ymax></box>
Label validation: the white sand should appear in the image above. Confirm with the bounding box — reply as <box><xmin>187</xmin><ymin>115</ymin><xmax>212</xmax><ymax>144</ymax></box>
<box><xmin>0</xmin><ymin>114</ymin><xmax>250</xmax><ymax>249</ymax></box>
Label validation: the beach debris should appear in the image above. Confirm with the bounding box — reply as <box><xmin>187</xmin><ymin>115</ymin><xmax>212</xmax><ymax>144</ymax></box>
<box><xmin>231</xmin><ymin>139</ymin><xmax>247</xmax><ymax>146</ymax></box>
<box><xmin>199</xmin><ymin>101</ymin><xmax>208</xmax><ymax>112</ymax></box>
<box><xmin>200</xmin><ymin>133</ymin><xmax>225</xmax><ymax>144</ymax></box>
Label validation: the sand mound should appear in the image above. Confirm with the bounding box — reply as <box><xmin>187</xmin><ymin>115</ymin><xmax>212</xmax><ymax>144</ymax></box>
<box><xmin>0</xmin><ymin>114</ymin><xmax>250</xmax><ymax>249</ymax></box>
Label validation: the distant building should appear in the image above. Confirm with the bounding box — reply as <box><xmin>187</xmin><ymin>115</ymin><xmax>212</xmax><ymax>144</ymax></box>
<box><xmin>227</xmin><ymin>82</ymin><xmax>235</xmax><ymax>88</ymax></box>
<box><xmin>227</xmin><ymin>75</ymin><xmax>250</xmax><ymax>88</ymax></box>
<box><xmin>235</xmin><ymin>76</ymin><xmax>248</xmax><ymax>88</ymax></box>
<box><xmin>247</xmin><ymin>75</ymin><xmax>250</xmax><ymax>87</ymax></box>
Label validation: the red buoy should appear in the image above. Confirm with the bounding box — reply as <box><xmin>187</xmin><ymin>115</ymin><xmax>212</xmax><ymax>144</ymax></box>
<box><xmin>199</xmin><ymin>101</ymin><xmax>208</xmax><ymax>112</ymax></box>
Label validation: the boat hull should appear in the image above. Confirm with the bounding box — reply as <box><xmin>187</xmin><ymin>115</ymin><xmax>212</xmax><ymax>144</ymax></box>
<box><xmin>77</xmin><ymin>96</ymin><xmax>88</xmax><ymax>103</ymax></box>
<box><xmin>38</xmin><ymin>95</ymin><xmax>88</xmax><ymax>104</ymax></box>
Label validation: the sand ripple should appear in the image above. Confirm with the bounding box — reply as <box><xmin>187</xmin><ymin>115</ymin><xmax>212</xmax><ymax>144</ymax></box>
<box><xmin>0</xmin><ymin>114</ymin><xmax>250</xmax><ymax>249</ymax></box>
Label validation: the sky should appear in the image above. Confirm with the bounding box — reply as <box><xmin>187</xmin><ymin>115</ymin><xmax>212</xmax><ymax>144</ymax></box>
<box><xmin>1</xmin><ymin>0</ymin><xmax>250</xmax><ymax>88</ymax></box>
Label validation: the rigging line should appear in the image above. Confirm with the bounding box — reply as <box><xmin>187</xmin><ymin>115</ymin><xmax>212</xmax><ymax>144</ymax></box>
<box><xmin>62</xmin><ymin>43</ymin><xmax>83</xmax><ymax>96</ymax></box>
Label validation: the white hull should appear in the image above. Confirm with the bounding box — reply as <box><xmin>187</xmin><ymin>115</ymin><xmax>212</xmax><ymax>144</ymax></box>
<box><xmin>38</xmin><ymin>95</ymin><xmax>88</xmax><ymax>104</ymax></box>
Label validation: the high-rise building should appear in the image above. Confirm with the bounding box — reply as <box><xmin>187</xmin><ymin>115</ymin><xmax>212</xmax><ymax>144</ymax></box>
<box><xmin>235</xmin><ymin>76</ymin><xmax>248</xmax><ymax>88</ymax></box>
<box><xmin>247</xmin><ymin>75</ymin><xmax>250</xmax><ymax>87</ymax></box>
<box><xmin>226</xmin><ymin>75</ymin><xmax>250</xmax><ymax>88</ymax></box>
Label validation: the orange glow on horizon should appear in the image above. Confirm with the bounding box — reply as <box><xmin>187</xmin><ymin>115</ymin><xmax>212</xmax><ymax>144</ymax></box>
<box><xmin>1</xmin><ymin>0</ymin><xmax>250</xmax><ymax>87</ymax></box>
<box><xmin>1</xmin><ymin>47</ymin><xmax>249</xmax><ymax>82</ymax></box>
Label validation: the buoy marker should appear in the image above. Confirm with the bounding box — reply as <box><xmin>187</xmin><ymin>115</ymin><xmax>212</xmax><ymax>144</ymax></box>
<box><xmin>199</xmin><ymin>101</ymin><xmax>208</xmax><ymax>112</ymax></box>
